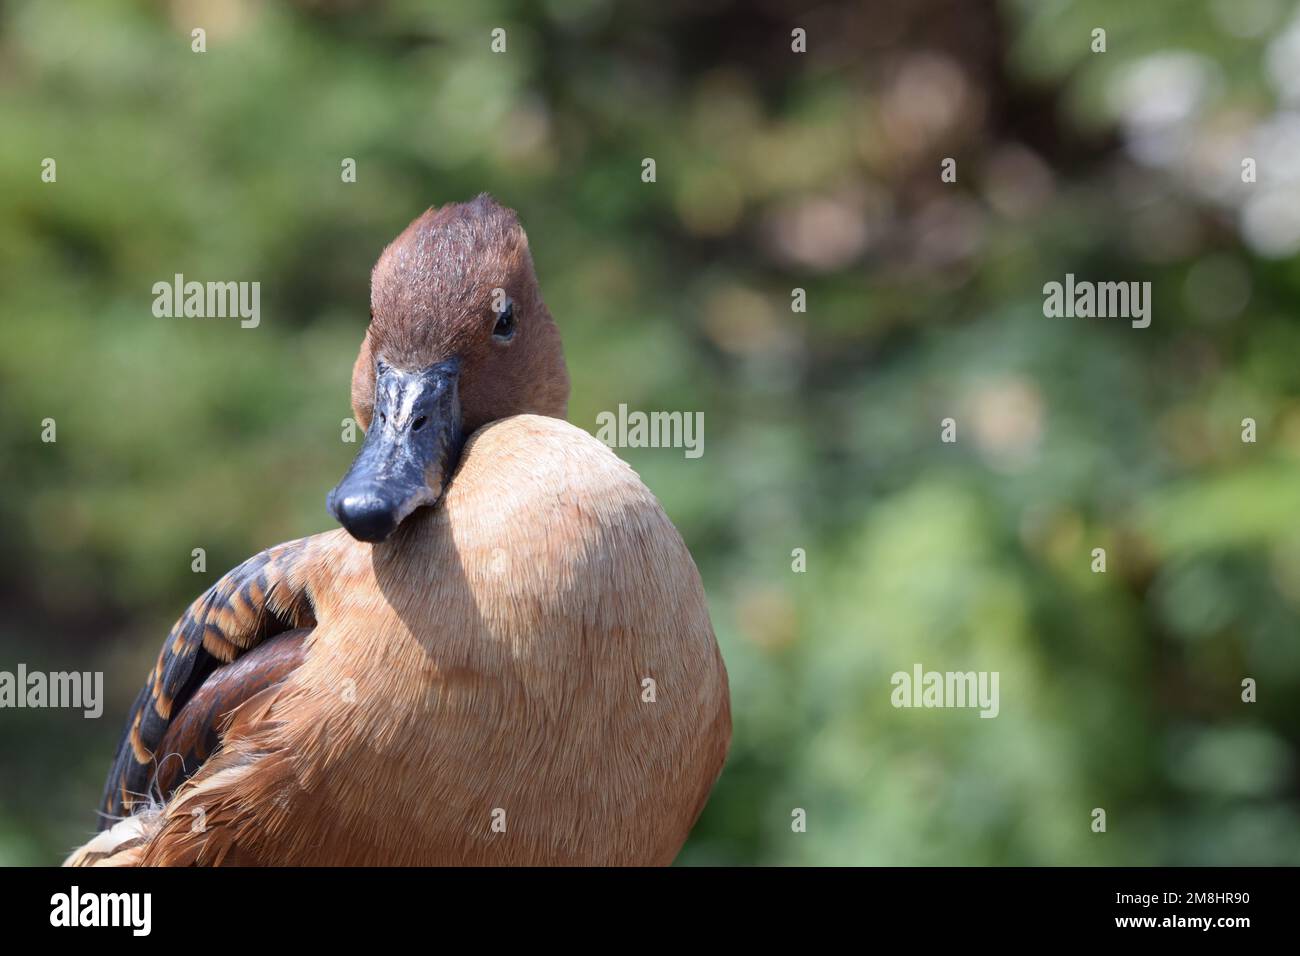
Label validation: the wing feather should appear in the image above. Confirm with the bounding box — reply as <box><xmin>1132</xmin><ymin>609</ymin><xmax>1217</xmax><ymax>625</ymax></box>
<box><xmin>98</xmin><ymin>538</ymin><xmax>315</xmax><ymax>827</ymax></box>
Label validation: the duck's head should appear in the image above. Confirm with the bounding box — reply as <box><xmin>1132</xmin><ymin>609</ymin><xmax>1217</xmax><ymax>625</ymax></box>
<box><xmin>327</xmin><ymin>195</ymin><xmax>569</xmax><ymax>543</ymax></box>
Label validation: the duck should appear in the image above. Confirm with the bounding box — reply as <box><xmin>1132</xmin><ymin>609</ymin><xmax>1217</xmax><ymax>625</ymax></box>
<box><xmin>67</xmin><ymin>195</ymin><xmax>731</xmax><ymax>866</ymax></box>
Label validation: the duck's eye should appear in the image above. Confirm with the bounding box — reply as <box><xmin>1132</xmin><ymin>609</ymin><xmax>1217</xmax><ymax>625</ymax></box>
<box><xmin>492</xmin><ymin>300</ymin><xmax>515</xmax><ymax>341</ymax></box>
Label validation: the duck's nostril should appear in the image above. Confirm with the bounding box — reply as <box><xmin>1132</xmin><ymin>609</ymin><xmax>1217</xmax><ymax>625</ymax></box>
<box><xmin>411</xmin><ymin>416</ymin><xmax>427</xmax><ymax>432</ymax></box>
<box><xmin>335</xmin><ymin>494</ymin><xmax>398</xmax><ymax>543</ymax></box>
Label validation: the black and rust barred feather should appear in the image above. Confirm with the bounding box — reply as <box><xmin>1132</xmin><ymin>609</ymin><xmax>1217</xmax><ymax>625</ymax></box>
<box><xmin>98</xmin><ymin>538</ymin><xmax>315</xmax><ymax>827</ymax></box>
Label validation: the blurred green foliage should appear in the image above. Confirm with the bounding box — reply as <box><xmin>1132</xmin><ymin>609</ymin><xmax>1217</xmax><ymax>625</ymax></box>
<box><xmin>2</xmin><ymin>0</ymin><xmax>1299</xmax><ymax>865</ymax></box>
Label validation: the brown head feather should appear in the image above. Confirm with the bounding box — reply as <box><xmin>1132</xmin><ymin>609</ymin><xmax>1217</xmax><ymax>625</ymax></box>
<box><xmin>351</xmin><ymin>194</ymin><xmax>570</xmax><ymax>434</ymax></box>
